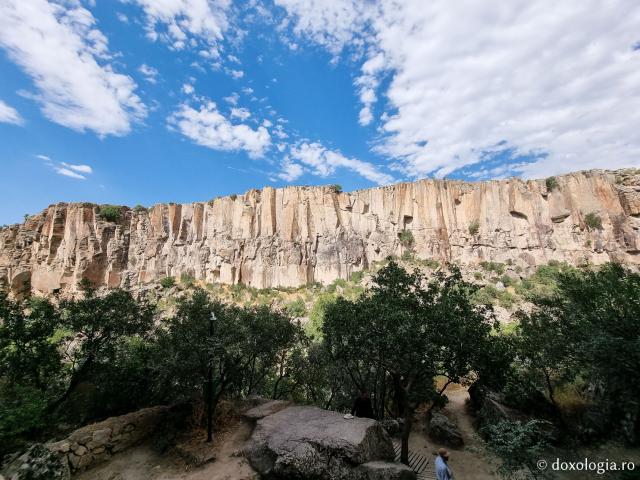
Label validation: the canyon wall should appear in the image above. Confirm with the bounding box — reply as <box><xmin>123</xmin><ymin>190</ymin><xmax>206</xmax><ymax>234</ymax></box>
<box><xmin>1</xmin><ymin>169</ymin><xmax>639</xmax><ymax>294</ymax></box>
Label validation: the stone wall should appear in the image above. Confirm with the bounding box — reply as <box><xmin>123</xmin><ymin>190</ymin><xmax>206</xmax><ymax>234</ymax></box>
<box><xmin>47</xmin><ymin>406</ymin><xmax>169</xmax><ymax>473</ymax></box>
<box><xmin>2</xmin><ymin>169</ymin><xmax>639</xmax><ymax>294</ymax></box>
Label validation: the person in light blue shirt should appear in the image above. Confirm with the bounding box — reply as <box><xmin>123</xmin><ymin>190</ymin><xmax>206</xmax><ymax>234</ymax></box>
<box><xmin>435</xmin><ymin>448</ymin><xmax>454</xmax><ymax>480</ymax></box>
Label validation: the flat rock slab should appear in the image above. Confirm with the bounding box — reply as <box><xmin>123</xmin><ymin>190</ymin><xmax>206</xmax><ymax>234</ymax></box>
<box><xmin>243</xmin><ymin>400</ymin><xmax>292</xmax><ymax>421</ymax></box>
<box><xmin>244</xmin><ymin>406</ymin><xmax>395</xmax><ymax>480</ymax></box>
<box><xmin>358</xmin><ymin>461</ymin><xmax>416</xmax><ymax>480</ymax></box>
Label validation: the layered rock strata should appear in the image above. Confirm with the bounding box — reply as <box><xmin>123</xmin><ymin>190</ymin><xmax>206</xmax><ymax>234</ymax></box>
<box><xmin>1</xmin><ymin>169</ymin><xmax>639</xmax><ymax>294</ymax></box>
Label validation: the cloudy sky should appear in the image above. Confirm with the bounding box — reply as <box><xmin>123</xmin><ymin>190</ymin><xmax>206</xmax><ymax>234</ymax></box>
<box><xmin>1</xmin><ymin>0</ymin><xmax>639</xmax><ymax>224</ymax></box>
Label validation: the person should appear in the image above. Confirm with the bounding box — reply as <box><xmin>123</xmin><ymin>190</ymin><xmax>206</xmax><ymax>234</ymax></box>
<box><xmin>351</xmin><ymin>390</ymin><xmax>375</xmax><ymax>419</ymax></box>
<box><xmin>435</xmin><ymin>448</ymin><xmax>453</xmax><ymax>480</ymax></box>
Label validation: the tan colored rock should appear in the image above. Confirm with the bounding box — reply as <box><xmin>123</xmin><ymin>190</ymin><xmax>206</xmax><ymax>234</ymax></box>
<box><xmin>2</xmin><ymin>170</ymin><xmax>639</xmax><ymax>294</ymax></box>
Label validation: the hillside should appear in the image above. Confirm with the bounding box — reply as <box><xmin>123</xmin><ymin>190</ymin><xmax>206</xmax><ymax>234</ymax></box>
<box><xmin>1</xmin><ymin>169</ymin><xmax>639</xmax><ymax>296</ymax></box>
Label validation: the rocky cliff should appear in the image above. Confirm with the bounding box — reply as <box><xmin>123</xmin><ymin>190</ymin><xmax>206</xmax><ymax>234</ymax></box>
<box><xmin>2</xmin><ymin>170</ymin><xmax>639</xmax><ymax>294</ymax></box>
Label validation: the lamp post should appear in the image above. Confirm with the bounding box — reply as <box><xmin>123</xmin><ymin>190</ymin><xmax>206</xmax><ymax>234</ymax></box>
<box><xmin>206</xmin><ymin>311</ymin><xmax>216</xmax><ymax>443</ymax></box>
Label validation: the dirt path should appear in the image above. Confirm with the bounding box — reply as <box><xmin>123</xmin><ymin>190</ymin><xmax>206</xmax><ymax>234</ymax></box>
<box><xmin>74</xmin><ymin>420</ymin><xmax>257</xmax><ymax>480</ymax></box>
<box><xmin>407</xmin><ymin>384</ymin><xmax>499</xmax><ymax>479</ymax></box>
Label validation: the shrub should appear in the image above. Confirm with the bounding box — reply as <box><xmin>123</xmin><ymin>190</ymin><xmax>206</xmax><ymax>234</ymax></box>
<box><xmin>480</xmin><ymin>261</ymin><xmax>505</xmax><ymax>275</ymax></box>
<box><xmin>349</xmin><ymin>270</ymin><xmax>365</xmax><ymax>283</ymax></box>
<box><xmin>469</xmin><ymin>220</ymin><xmax>480</xmax><ymax>236</ymax></box>
<box><xmin>483</xmin><ymin>419</ymin><xmax>552</xmax><ymax>479</ymax></box>
<box><xmin>401</xmin><ymin>251</ymin><xmax>415</xmax><ymax>262</ymax></box>
<box><xmin>98</xmin><ymin>205</ymin><xmax>121</xmax><ymax>222</ymax></box>
<box><xmin>584</xmin><ymin>212</ymin><xmax>603</xmax><ymax>230</ymax></box>
<box><xmin>180</xmin><ymin>273</ymin><xmax>195</xmax><ymax>287</ymax></box>
<box><xmin>545</xmin><ymin>176</ymin><xmax>559</xmax><ymax>191</ymax></box>
<box><xmin>398</xmin><ymin>229</ymin><xmax>414</xmax><ymax>247</ymax></box>
<box><xmin>285</xmin><ymin>298</ymin><xmax>307</xmax><ymax>318</ymax></box>
<box><xmin>330</xmin><ymin>184</ymin><xmax>343</xmax><ymax>193</ymax></box>
<box><xmin>133</xmin><ymin>205</ymin><xmax>147</xmax><ymax>213</ymax></box>
<box><xmin>160</xmin><ymin>277</ymin><xmax>176</xmax><ymax>288</ymax></box>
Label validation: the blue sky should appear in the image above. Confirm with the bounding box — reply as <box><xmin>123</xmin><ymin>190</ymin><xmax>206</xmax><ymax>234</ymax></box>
<box><xmin>1</xmin><ymin>1</ymin><xmax>639</xmax><ymax>225</ymax></box>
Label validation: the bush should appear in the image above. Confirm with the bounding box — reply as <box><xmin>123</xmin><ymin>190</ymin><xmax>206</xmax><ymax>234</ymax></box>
<box><xmin>545</xmin><ymin>176</ymin><xmax>559</xmax><ymax>191</ymax></box>
<box><xmin>98</xmin><ymin>205</ymin><xmax>121</xmax><ymax>222</ymax></box>
<box><xmin>180</xmin><ymin>273</ymin><xmax>195</xmax><ymax>287</ymax></box>
<box><xmin>480</xmin><ymin>261</ymin><xmax>505</xmax><ymax>275</ymax></box>
<box><xmin>398</xmin><ymin>229</ymin><xmax>414</xmax><ymax>247</ymax></box>
<box><xmin>483</xmin><ymin>419</ymin><xmax>552</xmax><ymax>479</ymax></box>
<box><xmin>349</xmin><ymin>270</ymin><xmax>364</xmax><ymax>283</ymax></box>
<box><xmin>469</xmin><ymin>220</ymin><xmax>480</xmax><ymax>236</ymax></box>
<box><xmin>160</xmin><ymin>277</ymin><xmax>176</xmax><ymax>288</ymax></box>
<box><xmin>584</xmin><ymin>212</ymin><xmax>603</xmax><ymax>230</ymax></box>
<box><xmin>133</xmin><ymin>205</ymin><xmax>147</xmax><ymax>213</ymax></box>
<box><xmin>285</xmin><ymin>298</ymin><xmax>307</xmax><ymax>318</ymax></box>
<box><xmin>330</xmin><ymin>184</ymin><xmax>343</xmax><ymax>193</ymax></box>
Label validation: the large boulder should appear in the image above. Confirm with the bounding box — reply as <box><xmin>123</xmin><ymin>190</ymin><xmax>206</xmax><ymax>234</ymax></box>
<box><xmin>427</xmin><ymin>412</ymin><xmax>463</xmax><ymax>448</ymax></box>
<box><xmin>1</xmin><ymin>443</ymin><xmax>70</xmax><ymax>480</ymax></box>
<box><xmin>244</xmin><ymin>406</ymin><xmax>395</xmax><ymax>479</ymax></box>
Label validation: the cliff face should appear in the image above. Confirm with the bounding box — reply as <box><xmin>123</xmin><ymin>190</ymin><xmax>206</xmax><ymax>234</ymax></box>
<box><xmin>2</xmin><ymin>170</ymin><xmax>640</xmax><ymax>294</ymax></box>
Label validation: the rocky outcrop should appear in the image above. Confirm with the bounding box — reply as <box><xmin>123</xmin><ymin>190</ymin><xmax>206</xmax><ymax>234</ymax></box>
<box><xmin>1</xmin><ymin>444</ymin><xmax>70</xmax><ymax>480</ymax></box>
<box><xmin>2</xmin><ymin>169</ymin><xmax>640</xmax><ymax>294</ymax></box>
<box><xmin>244</xmin><ymin>405</ymin><xmax>399</xmax><ymax>479</ymax></box>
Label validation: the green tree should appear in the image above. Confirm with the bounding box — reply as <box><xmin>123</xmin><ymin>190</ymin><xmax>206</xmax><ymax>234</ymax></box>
<box><xmin>514</xmin><ymin>263</ymin><xmax>640</xmax><ymax>443</ymax></box>
<box><xmin>0</xmin><ymin>294</ymin><xmax>62</xmax><ymax>392</ymax></box>
<box><xmin>49</xmin><ymin>282</ymin><xmax>155</xmax><ymax>413</ymax></box>
<box><xmin>323</xmin><ymin>261</ymin><xmax>500</xmax><ymax>464</ymax></box>
<box><xmin>483</xmin><ymin>419</ymin><xmax>553</xmax><ymax>479</ymax></box>
<box><xmin>545</xmin><ymin>176</ymin><xmax>559</xmax><ymax>192</ymax></box>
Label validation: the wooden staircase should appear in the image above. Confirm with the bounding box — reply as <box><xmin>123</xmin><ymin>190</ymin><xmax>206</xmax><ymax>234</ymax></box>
<box><xmin>392</xmin><ymin>440</ymin><xmax>436</xmax><ymax>480</ymax></box>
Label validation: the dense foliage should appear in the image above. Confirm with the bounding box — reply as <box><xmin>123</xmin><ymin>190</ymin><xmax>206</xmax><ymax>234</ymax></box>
<box><xmin>1</xmin><ymin>259</ymin><xmax>639</xmax><ymax>475</ymax></box>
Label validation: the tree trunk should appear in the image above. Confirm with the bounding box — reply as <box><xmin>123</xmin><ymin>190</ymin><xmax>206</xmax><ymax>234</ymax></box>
<box><xmin>400</xmin><ymin>404</ymin><xmax>414</xmax><ymax>466</ymax></box>
<box><xmin>47</xmin><ymin>355</ymin><xmax>94</xmax><ymax>413</ymax></box>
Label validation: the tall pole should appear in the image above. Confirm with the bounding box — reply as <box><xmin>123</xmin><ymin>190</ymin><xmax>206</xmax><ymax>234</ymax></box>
<box><xmin>206</xmin><ymin>311</ymin><xmax>215</xmax><ymax>443</ymax></box>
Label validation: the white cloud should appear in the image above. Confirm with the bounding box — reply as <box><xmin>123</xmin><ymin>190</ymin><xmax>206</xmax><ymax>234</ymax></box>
<box><xmin>38</xmin><ymin>154</ymin><xmax>93</xmax><ymax>180</ymax></box>
<box><xmin>289</xmin><ymin>142</ymin><xmax>393</xmax><ymax>185</ymax></box>
<box><xmin>0</xmin><ymin>0</ymin><xmax>145</xmax><ymax>136</ymax></box>
<box><xmin>277</xmin><ymin>0</ymin><xmax>640</xmax><ymax>178</ymax></box>
<box><xmin>277</xmin><ymin>157</ymin><xmax>304</xmax><ymax>182</ymax></box>
<box><xmin>55</xmin><ymin>167</ymin><xmax>86</xmax><ymax>180</ymax></box>
<box><xmin>116</xmin><ymin>12</ymin><xmax>129</xmax><ymax>23</ymax></box>
<box><xmin>224</xmin><ymin>92</ymin><xmax>239</xmax><ymax>105</ymax></box>
<box><xmin>169</xmin><ymin>100</ymin><xmax>271</xmax><ymax>158</ymax></box>
<box><xmin>138</xmin><ymin>63</ymin><xmax>158</xmax><ymax>83</ymax></box>
<box><xmin>230</xmin><ymin>107</ymin><xmax>250</xmax><ymax>121</ymax></box>
<box><xmin>0</xmin><ymin>99</ymin><xmax>23</xmax><ymax>125</ymax></box>
<box><xmin>128</xmin><ymin>0</ymin><xmax>230</xmax><ymax>52</ymax></box>
<box><xmin>182</xmin><ymin>83</ymin><xmax>195</xmax><ymax>94</ymax></box>
<box><xmin>274</xmin><ymin>0</ymin><xmax>369</xmax><ymax>56</ymax></box>
<box><xmin>227</xmin><ymin>68</ymin><xmax>244</xmax><ymax>79</ymax></box>
<box><xmin>61</xmin><ymin>162</ymin><xmax>92</xmax><ymax>174</ymax></box>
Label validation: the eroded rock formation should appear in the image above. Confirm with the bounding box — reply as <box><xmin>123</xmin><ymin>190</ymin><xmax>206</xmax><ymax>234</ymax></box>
<box><xmin>1</xmin><ymin>169</ymin><xmax>639</xmax><ymax>294</ymax></box>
